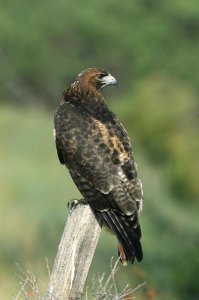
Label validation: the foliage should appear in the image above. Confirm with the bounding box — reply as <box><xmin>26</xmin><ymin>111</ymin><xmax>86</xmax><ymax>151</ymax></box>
<box><xmin>0</xmin><ymin>0</ymin><xmax>198</xmax><ymax>203</ymax></box>
<box><xmin>0</xmin><ymin>1</ymin><xmax>199</xmax><ymax>299</ymax></box>
<box><xmin>14</xmin><ymin>259</ymin><xmax>145</xmax><ymax>300</ymax></box>
<box><xmin>0</xmin><ymin>106</ymin><xmax>198</xmax><ymax>300</ymax></box>
<box><xmin>0</xmin><ymin>0</ymin><xmax>199</xmax><ymax>104</ymax></box>
<box><xmin>14</xmin><ymin>264</ymin><xmax>44</xmax><ymax>300</ymax></box>
<box><xmin>89</xmin><ymin>258</ymin><xmax>146</xmax><ymax>300</ymax></box>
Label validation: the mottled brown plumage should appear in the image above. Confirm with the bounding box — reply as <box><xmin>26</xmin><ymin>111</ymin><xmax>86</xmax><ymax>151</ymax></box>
<box><xmin>54</xmin><ymin>68</ymin><xmax>143</xmax><ymax>264</ymax></box>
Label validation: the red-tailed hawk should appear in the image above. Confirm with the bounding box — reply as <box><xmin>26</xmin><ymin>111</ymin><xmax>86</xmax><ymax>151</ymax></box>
<box><xmin>54</xmin><ymin>68</ymin><xmax>143</xmax><ymax>264</ymax></box>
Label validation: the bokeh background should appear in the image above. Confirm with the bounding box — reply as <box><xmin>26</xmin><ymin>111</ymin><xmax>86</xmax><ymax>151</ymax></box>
<box><xmin>0</xmin><ymin>0</ymin><xmax>199</xmax><ymax>299</ymax></box>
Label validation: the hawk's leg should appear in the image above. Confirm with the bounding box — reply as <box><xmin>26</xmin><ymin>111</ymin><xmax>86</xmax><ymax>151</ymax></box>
<box><xmin>67</xmin><ymin>198</ymin><xmax>88</xmax><ymax>214</ymax></box>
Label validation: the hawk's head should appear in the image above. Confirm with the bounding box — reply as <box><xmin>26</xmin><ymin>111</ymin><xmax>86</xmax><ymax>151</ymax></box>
<box><xmin>71</xmin><ymin>68</ymin><xmax>118</xmax><ymax>91</ymax></box>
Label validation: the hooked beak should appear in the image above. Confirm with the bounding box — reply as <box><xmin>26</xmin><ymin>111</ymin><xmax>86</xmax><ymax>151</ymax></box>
<box><xmin>101</xmin><ymin>73</ymin><xmax>118</xmax><ymax>89</ymax></box>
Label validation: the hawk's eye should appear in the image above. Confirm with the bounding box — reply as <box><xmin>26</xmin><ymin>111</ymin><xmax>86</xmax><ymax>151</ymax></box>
<box><xmin>97</xmin><ymin>74</ymin><xmax>105</xmax><ymax>79</ymax></box>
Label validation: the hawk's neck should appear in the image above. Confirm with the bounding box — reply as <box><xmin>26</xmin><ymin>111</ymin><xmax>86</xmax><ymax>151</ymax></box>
<box><xmin>63</xmin><ymin>83</ymin><xmax>109</xmax><ymax>115</ymax></box>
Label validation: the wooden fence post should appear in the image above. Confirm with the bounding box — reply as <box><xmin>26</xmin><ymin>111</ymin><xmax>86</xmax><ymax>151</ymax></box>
<box><xmin>45</xmin><ymin>203</ymin><xmax>101</xmax><ymax>300</ymax></box>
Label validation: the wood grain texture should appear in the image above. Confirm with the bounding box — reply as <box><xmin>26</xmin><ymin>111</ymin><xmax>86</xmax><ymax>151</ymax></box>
<box><xmin>45</xmin><ymin>203</ymin><xmax>101</xmax><ymax>300</ymax></box>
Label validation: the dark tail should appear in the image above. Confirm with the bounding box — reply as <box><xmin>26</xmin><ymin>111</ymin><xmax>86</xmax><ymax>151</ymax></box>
<box><xmin>96</xmin><ymin>210</ymin><xmax>143</xmax><ymax>264</ymax></box>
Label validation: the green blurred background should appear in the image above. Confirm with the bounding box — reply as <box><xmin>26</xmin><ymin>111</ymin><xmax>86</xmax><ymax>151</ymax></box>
<box><xmin>0</xmin><ymin>0</ymin><xmax>199</xmax><ymax>299</ymax></box>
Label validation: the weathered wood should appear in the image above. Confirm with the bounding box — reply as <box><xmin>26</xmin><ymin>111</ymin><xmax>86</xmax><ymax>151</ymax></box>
<box><xmin>45</xmin><ymin>203</ymin><xmax>101</xmax><ymax>300</ymax></box>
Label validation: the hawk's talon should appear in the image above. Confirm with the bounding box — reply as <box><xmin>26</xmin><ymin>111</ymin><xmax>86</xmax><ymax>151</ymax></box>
<box><xmin>67</xmin><ymin>198</ymin><xmax>88</xmax><ymax>213</ymax></box>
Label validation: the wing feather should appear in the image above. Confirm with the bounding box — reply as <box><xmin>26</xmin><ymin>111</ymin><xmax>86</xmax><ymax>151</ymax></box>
<box><xmin>54</xmin><ymin>100</ymin><xmax>143</xmax><ymax>214</ymax></box>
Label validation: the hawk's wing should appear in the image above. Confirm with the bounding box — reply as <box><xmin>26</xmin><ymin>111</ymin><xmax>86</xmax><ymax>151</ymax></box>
<box><xmin>54</xmin><ymin>101</ymin><xmax>143</xmax><ymax>216</ymax></box>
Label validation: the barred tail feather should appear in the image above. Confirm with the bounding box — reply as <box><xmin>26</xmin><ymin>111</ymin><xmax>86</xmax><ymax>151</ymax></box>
<box><xmin>97</xmin><ymin>210</ymin><xmax>143</xmax><ymax>263</ymax></box>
